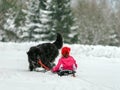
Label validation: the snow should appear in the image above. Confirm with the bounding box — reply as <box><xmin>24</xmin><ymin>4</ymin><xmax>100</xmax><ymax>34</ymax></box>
<box><xmin>0</xmin><ymin>42</ymin><xmax>120</xmax><ymax>90</ymax></box>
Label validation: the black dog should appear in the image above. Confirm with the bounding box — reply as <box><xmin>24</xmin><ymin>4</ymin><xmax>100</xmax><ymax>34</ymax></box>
<box><xmin>27</xmin><ymin>33</ymin><xmax>63</xmax><ymax>71</ymax></box>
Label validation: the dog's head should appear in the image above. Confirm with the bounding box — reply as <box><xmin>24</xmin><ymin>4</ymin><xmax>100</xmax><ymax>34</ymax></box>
<box><xmin>27</xmin><ymin>46</ymin><xmax>40</xmax><ymax>62</ymax></box>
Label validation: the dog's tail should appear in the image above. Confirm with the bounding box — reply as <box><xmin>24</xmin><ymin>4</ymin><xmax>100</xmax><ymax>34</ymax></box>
<box><xmin>53</xmin><ymin>33</ymin><xmax>63</xmax><ymax>49</ymax></box>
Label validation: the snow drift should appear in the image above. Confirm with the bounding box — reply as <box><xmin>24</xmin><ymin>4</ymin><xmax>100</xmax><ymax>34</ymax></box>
<box><xmin>0</xmin><ymin>42</ymin><xmax>120</xmax><ymax>90</ymax></box>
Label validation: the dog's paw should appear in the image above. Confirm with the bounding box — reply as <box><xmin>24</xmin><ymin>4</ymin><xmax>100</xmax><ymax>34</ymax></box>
<box><xmin>35</xmin><ymin>68</ymin><xmax>46</xmax><ymax>72</ymax></box>
<box><xmin>50</xmin><ymin>63</ymin><xmax>56</xmax><ymax>68</ymax></box>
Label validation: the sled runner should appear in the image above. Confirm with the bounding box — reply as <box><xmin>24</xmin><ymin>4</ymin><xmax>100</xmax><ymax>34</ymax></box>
<box><xmin>57</xmin><ymin>70</ymin><xmax>76</xmax><ymax>77</ymax></box>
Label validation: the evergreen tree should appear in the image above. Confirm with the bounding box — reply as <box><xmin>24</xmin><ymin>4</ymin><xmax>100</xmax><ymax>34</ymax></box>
<box><xmin>49</xmin><ymin>0</ymin><xmax>78</xmax><ymax>43</ymax></box>
<box><xmin>1</xmin><ymin>0</ymin><xmax>22</xmax><ymax>42</ymax></box>
<box><xmin>18</xmin><ymin>0</ymin><xmax>52</xmax><ymax>41</ymax></box>
<box><xmin>38</xmin><ymin>0</ymin><xmax>54</xmax><ymax>40</ymax></box>
<box><xmin>18</xmin><ymin>0</ymin><xmax>41</xmax><ymax>41</ymax></box>
<box><xmin>3</xmin><ymin>8</ymin><xmax>19</xmax><ymax>42</ymax></box>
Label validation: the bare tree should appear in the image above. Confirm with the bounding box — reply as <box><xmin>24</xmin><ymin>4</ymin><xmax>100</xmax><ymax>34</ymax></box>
<box><xmin>72</xmin><ymin>0</ymin><xmax>119</xmax><ymax>46</ymax></box>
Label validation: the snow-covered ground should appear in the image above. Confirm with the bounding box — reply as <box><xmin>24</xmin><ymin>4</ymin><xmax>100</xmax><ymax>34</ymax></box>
<box><xmin>0</xmin><ymin>42</ymin><xmax>120</xmax><ymax>90</ymax></box>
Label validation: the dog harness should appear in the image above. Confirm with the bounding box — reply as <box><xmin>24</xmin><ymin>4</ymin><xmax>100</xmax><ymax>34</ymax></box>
<box><xmin>38</xmin><ymin>59</ymin><xmax>50</xmax><ymax>71</ymax></box>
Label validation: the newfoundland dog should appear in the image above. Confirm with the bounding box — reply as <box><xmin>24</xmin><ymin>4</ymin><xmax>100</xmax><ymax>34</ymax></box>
<box><xmin>27</xmin><ymin>33</ymin><xmax>63</xmax><ymax>71</ymax></box>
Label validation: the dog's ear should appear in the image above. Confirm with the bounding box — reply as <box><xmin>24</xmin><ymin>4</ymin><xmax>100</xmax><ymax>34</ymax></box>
<box><xmin>27</xmin><ymin>52</ymin><xmax>28</xmax><ymax>55</ymax></box>
<box><xmin>27</xmin><ymin>51</ymin><xmax>29</xmax><ymax>55</ymax></box>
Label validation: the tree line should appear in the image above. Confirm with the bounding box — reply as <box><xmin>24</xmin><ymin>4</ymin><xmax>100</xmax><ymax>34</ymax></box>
<box><xmin>73</xmin><ymin>0</ymin><xmax>120</xmax><ymax>46</ymax></box>
<box><xmin>0</xmin><ymin>0</ymin><xmax>120</xmax><ymax>46</ymax></box>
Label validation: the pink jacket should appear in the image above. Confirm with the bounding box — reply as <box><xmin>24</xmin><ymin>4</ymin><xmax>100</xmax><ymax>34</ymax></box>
<box><xmin>52</xmin><ymin>56</ymin><xmax>77</xmax><ymax>72</ymax></box>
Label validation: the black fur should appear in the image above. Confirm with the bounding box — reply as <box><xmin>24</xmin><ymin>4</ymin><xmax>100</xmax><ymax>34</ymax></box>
<box><xmin>27</xmin><ymin>33</ymin><xmax>63</xmax><ymax>71</ymax></box>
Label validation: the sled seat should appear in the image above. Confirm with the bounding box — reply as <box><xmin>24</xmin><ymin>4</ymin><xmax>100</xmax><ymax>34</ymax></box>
<box><xmin>57</xmin><ymin>70</ymin><xmax>76</xmax><ymax>76</ymax></box>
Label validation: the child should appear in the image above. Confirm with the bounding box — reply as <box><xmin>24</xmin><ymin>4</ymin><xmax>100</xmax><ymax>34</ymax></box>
<box><xmin>52</xmin><ymin>46</ymin><xmax>77</xmax><ymax>76</ymax></box>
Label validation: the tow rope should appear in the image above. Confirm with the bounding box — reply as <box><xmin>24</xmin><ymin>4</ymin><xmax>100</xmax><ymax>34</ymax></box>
<box><xmin>38</xmin><ymin>59</ymin><xmax>50</xmax><ymax>71</ymax></box>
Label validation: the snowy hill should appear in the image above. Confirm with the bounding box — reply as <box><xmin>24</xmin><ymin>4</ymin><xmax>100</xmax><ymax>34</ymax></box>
<box><xmin>0</xmin><ymin>42</ymin><xmax>120</xmax><ymax>90</ymax></box>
